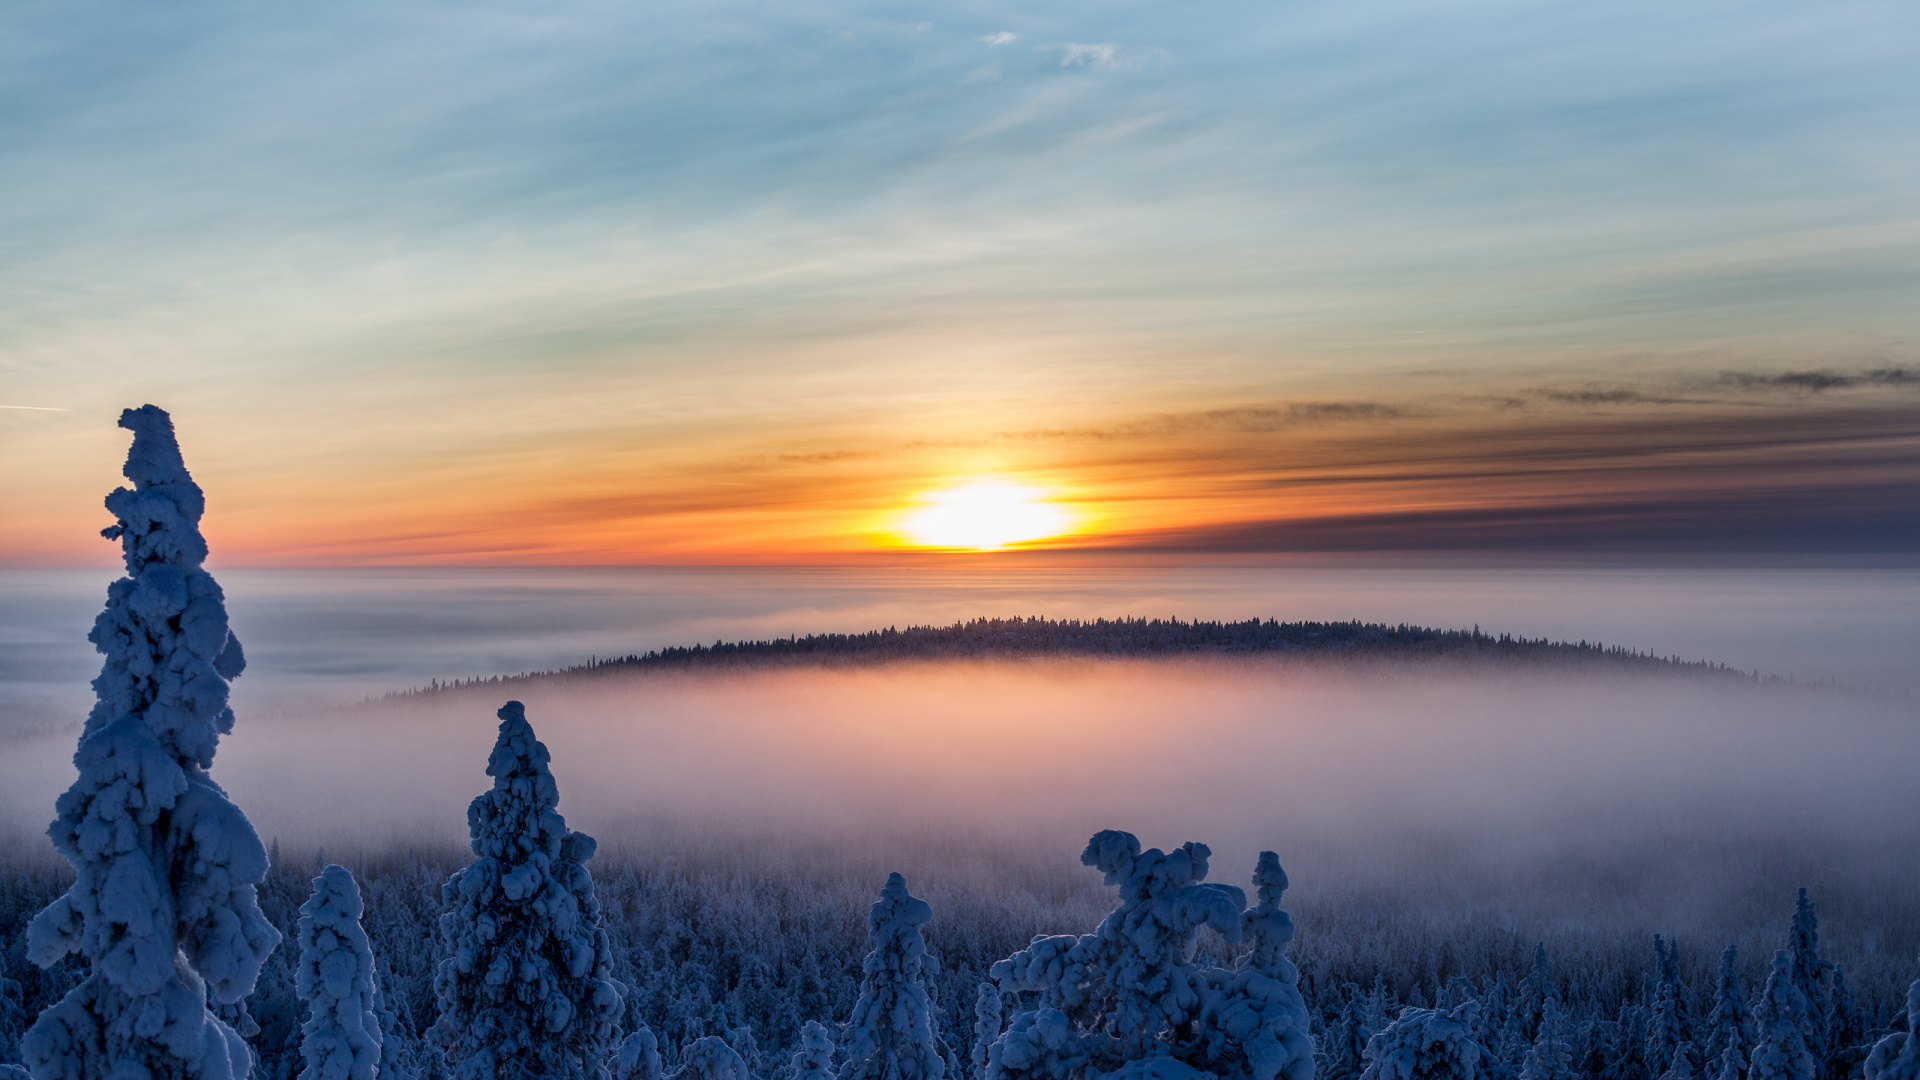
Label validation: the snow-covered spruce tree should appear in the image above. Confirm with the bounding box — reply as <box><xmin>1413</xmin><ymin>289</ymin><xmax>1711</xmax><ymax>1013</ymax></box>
<box><xmin>1359</xmin><ymin>1003</ymin><xmax>1481</xmax><ymax>1080</ymax></box>
<box><xmin>5</xmin><ymin>1066</ymin><xmax>31</xmax><ymax>1080</ymax></box>
<box><xmin>988</xmin><ymin>833</ymin><xmax>1309</xmax><ymax>1080</ymax></box>
<box><xmin>1784</xmin><ymin>891</ymin><xmax>1831</xmax><ymax>1063</ymax></box>
<box><xmin>1193</xmin><ymin>852</ymin><xmax>1314</xmax><ymax>1080</ymax></box>
<box><xmin>1863</xmin><ymin>973</ymin><xmax>1919</xmax><ymax>1080</ymax></box>
<box><xmin>1826</xmin><ymin>964</ymin><xmax>1868</xmax><ymax>1080</ymax></box>
<box><xmin>839</xmin><ymin>873</ymin><xmax>948</xmax><ymax>1080</ymax></box>
<box><xmin>22</xmin><ymin>405</ymin><xmax>280</xmax><ymax>1080</ymax></box>
<box><xmin>1649</xmin><ymin>936</ymin><xmax>1693</xmax><ymax>1077</ymax></box>
<box><xmin>973</xmin><ymin>984</ymin><xmax>1003</xmax><ymax>1080</ymax></box>
<box><xmin>1513</xmin><ymin>948</ymin><xmax>1555</xmax><ymax>1044</ymax></box>
<box><xmin>434</xmin><ymin>701</ymin><xmax>623</xmax><ymax>1080</ymax></box>
<box><xmin>371</xmin><ymin>962</ymin><xmax>424</xmax><ymax>1080</ymax></box>
<box><xmin>1515</xmin><ymin>1001</ymin><xmax>1573</xmax><ymax>1080</ymax></box>
<box><xmin>295</xmin><ymin>866</ymin><xmax>381</xmax><ymax>1080</ymax></box>
<box><xmin>1323</xmin><ymin>985</ymin><xmax>1375</xmax><ymax>1080</ymax></box>
<box><xmin>1658</xmin><ymin>1042</ymin><xmax>1695</xmax><ymax>1080</ymax></box>
<box><xmin>1713</xmin><ymin>1042</ymin><xmax>1745</xmax><ymax>1080</ymax></box>
<box><xmin>671</xmin><ymin>1038</ymin><xmax>749</xmax><ymax>1080</ymax></box>
<box><xmin>791</xmin><ymin>1022</ymin><xmax>836</xmax><ymax>1080</ymax></box>
<box><xmin>1750</xmin><ymin>951</ymin><xmax>1818</xmax><ymax>1080</ymax></box>
<box><xmin>1703</xmin><ymin>946</ymin><xmax>1756</xmax><ymax>1076</ymax></box>
<box><xmin>615</xmin><ymin>1028</ymin><xmax>663</xmax><ymax>1080</ymax></box>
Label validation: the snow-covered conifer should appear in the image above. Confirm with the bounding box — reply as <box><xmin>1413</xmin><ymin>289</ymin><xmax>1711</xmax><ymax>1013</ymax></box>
<box><xmin>371</xmin><ymin>962</ymin><xmax>423</xmax><ymax>1080</ymax></box>
<box><xmin>1750</xmin><ymin>952</ymin><xmax>1818</xmax><ymax>1080</ymax></box>
<box><xmin>1863</xmin><ymin>974</ymin><xmax>1919</xmax><ymax>1080</ymax></box>
<box><xmin>1360</xmin><ymin>1003</ymin><xmax>1482</xmax><ymax>1080</ymax></box>
<box><xmin>1649</xmin><ymin>936</ymin><xmax>1693</xmax><ymax>1077</ymax></box>
<box><xmin>790</xmin><ymin>1022</ymin><xmax>835</xmax><ymax>1080</ymax></box>
<box><xmin>839</xmin><ymin>873</ymin><xmax>947</xmax><ymax>1080</ymax></box>
<box><xmin>972</xmin><ymin>984</ymin><xmax>1002</xmax><ymax>1080</ymax></box>
<box><xmin>1326</xmin><ymin>985</ymin><xmax>1377</xmax><ymax>1080</ymax></box>
<box><xmin>1784</xmin><ymin>892</ymin><xmax>1830</xmax><ymax>1061</ymax></box>
<box><xmin>1194</xmin><ymin>852</ymin><xmax>1315</xmax><ymax>1080</ymax></box>
<box><xmin>727</xmin><ymin>1025</ymin><xmax>764</xmax><ymax>1080</ymax></box>
<box><xmin>1703</xmin><ymin>946</ymin><xmax>1756</xmax><ymax>1076</ymax></box>
<box><xmin>434</xmin><ymin>701</ymin><xmax>624</xmax><ymax>1080</ymax></box>
<box><xmin>673</xmin><ymin>1038</ymin><xmax>749</xmax><ymax>1080</ymax></box>
<box><xmin>616</xmin><ymin>1028</ymin><xmax>663</xmax><ymax>1080</ymax></box>
<box><xmin>1516</xmin><ymin>1001</ymin><xmax>1574</xmax><ymax>1080</ymax></box>
<box><xmin>988</xmin><ymin>832</ymin><xmax>1264</xmax><ymax>1080</ymax></box>
<box><xmin>1659</xmin><ymin>1043</ymin><xmax>1696</xmax><ymax>1080</ymax></box>
<box><xmin>296</xmin><ymin>865</ymin><xmax>382</xmax><ymax>1080</ymax></box>
<box><xmin>1714</xmin><ymin>1042</ymin><xmax>1745</xmax><ymax>1080</ymax></box>
<box><xmin>22</xmin><ymin>406</ymin><xmax>279</xmax><ymax>1080</ymax></box>
<box><xmin>1514</xmin><ymin>947</ymin><xmax>1555</xmax><ymax>1043</ymax></box>
<box><xmin>4</xmin><ymin>1065</ymin><xmax>31</xmax><ymax>1080</ymax></box>
<box><xmin>1826</xmin><ymin>964</ymin><xmax>1868</xmax><ymax>1080</ymax></box>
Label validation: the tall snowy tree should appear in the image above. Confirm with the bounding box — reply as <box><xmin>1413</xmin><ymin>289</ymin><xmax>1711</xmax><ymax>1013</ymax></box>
<box><xmin>434</xmin><ymin>701</ymin><xmax>624</xmax><ymax>1080</ymax></box>
<box><xmin>1751</xmin><ymin>951</ymin><xmax>1818</xmax><ymax>1080</ymax></box>
<box><xmin>1704</xmin><ymin>946</ymin><xmax>1757</xmax><ymax>1076</ymax></box>
<box><xmin>1192</xmin><ymin>852</ymin><xmax>1315</xmax><ymax>1080</ymax></box>
<box><xmin>1784</xmin><ymin>892</ymin><xmax>1831</xmax><ymax>1064</ymax></box>
<box><xmin>791</xmin><ymin>1022</ymin><xmax>836</xmax><ymax>1080</ymax></box>
<box><xmin>22</xmin><ymin>405</ymin><xmax>280</xmax><ymax>1080</ymax></box>
<box><xmin>972</xmin><ymin>984</ymin><xmax>1002</xmax><ymax>1080</ymax></box>
<box><xmin>1360</xmin><ymin>1003</ymin><xmax>1482</xmax><ymax>1080</ymax></box>
<box><xmin>1863</xmin><ymin>974</ymin><xmax>1919</xmax><ymax>1080</ymax></box>
<box><xmin>1649</xmin><ymin>936</ymin><xmax>1694</xmax><ymax>1077</ymax></box>
<box><xmin>1825</xmin><ymin>965</ymin><xmax>1868</xmax><ymax>1080</ymax></box>
<box><xmin>1514</xmin><ymin>947</ymin><xmax>1555</xmax><ymax>1044</ymax></box>
<box><xmin>1516</xmin><ymin>1001</ymin><xmax>1575</xmax><ymax>1080</ymax></box>
<box><xmin>839</xmin><ymin>874</ymin><xmax>948</xmax><ymax>1080</ymax></box>
<box><xmin>295</xmin><ymin>866</ymin><xmax>381</xmax><ymax>1080</ymax></box>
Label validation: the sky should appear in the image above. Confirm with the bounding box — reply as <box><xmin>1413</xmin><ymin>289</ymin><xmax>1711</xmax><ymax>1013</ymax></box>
<box><xmin>3</xmin><ymin>0</ymin><xmax>1918</xmax><ymax>564</ymax></box>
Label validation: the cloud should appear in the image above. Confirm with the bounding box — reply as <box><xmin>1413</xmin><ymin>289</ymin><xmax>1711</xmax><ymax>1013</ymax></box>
<box><xmin>1720</xmin><ymin>368</ymin><xmax>1919</xmax><ymax>393</ymax></box>
<box><xmin>981</xmin><ymin>32</ymin><xmax>1020</xmax><ymax>47</ymax></box>
<box><xmin>1059</xmin><ymin>43</ymin><xmax>1119</xmax><ymax>67</ymax></box>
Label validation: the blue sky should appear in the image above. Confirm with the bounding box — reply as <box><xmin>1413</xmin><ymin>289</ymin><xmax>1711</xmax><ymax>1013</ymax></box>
<box><xmin>3</xmin><ymin>0</ymin><xmax>1917</xmax><ymax>561</ymax></box>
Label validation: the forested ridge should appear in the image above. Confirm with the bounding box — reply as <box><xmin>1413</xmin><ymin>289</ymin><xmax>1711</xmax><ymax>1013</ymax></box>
<box><xmin>391</xmin><ymin>617</ymin><xmax>1761</xmax><ymax>699</ymax></box>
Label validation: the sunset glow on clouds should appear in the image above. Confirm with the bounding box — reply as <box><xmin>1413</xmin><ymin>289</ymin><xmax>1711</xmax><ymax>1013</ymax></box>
<box><xmin>2</xmin><ymin>0</ymin><xmax>1917</xmax><ymax>564</ymax></box>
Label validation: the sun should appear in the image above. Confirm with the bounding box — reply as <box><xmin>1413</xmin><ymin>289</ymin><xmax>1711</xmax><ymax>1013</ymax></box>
<box><xmin>896</xmin><ymin>479</ymin><xmax>1075</xmax><ymax>550</ymax></box>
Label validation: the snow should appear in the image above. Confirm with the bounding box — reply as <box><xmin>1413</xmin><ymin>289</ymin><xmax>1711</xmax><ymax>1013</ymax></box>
<box><xmin>21</xmin><ymin>406</ymin><xmax>279</xmax><ymax>1080</ymax></box>
<box><xmin>1359</xmin><ymin>1003</ymin><xmax>1481</xmax><ymax>1080</ymax></box>
<box><xmin>1749</xmin><ymin>951</ymin><xmax>1817</xmax><ymax>1080</ymax></box>
<box><xmin>987</xmin><ymin>832</ymin><xmax>1313</xmax><ymax>1080</ymax></box>
<box><xmin>791</xmin><ymin>1021</ymin><xmax>836</xmax><ymax>1080</ymax></box>
<box><xmin>295</xmin><ymin>866</ymin><xmax>382</xmax><ymax>1080</ymax></box>
<box><xmin>1516</xmin><ymin>1000</ymin><xmax>1574</xmax><ymax>1080</ymax></box>
<box><xmin>1863</xmin><ymin>976</ymin><xmax>1920</xmax><ymax>1080</ymax></box>
<box><xmin>433</xmin><ymin>700</ymin><xmax>624</xmax><ymax>1080</ymax></box>
<box><xmin>839</xmin><ymin>873</ymin><xmax>948</xmax><ymax>1080</ymax></box>
<box><xmin>616</xmin><ymin>1028</ymin><xmax>664</xmax><ymax>1080</ymax></box>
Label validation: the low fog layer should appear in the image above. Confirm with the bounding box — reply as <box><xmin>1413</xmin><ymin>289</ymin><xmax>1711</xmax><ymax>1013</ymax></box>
<box><xmin>6</xmin><ymin>659</ymin><xmax>1914</xmax><ymax>948</ymax></box>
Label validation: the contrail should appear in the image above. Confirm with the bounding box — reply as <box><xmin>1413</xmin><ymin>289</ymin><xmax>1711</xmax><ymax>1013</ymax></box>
<box><xmin>0</xmin><ymin>405</ymin><xmax>69</xmax><ymax>411</ymax></box>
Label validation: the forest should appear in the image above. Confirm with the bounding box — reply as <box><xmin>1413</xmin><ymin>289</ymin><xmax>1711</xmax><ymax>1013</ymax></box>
<box><xmin>389</xmin><ymin>616</ymin><xmax>1760</xmax><ymax>701</ymax></box>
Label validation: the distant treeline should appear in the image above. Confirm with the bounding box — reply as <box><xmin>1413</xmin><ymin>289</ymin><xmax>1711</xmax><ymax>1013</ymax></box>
<box><xmin>390</xmin><ymin>616</ymin><xmax>1764</xmax><ymax>698</ymax></box>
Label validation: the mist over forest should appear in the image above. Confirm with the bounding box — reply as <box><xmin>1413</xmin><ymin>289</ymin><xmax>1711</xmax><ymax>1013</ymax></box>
<box><xmin>8</xmin><ymin>647</ymin><xmax>1917</xmax><ymax>1078</ymax></box>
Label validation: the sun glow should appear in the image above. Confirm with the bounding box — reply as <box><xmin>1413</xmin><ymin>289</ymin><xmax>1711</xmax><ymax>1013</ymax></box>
<box><xmin>896</xmin><ymin>480</ymin><xmax>1076</xmax><ymax>550</ymax></box>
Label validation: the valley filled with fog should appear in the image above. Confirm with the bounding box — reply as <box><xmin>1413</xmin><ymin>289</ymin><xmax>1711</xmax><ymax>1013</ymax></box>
<box><xmin>3</xmin><ymin>566</ymin><xmax>1917</xmax><ymax>1079</ymax></box>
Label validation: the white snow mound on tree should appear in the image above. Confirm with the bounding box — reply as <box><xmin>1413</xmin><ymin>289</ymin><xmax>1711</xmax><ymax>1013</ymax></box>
<box><xmin>987</xmin><ymin>831</ymin><xmax>1314</xmax><ymax>1080</ymax></box>
<box><xmin>433</xmin><ymin>700</ymin><xmax>623</xmax><ymax>1080</ymax></box>
<box><xmin>296</xmin><ymin>865</ymin><xmax>382</xmax><ymax>1080</ymax></box>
